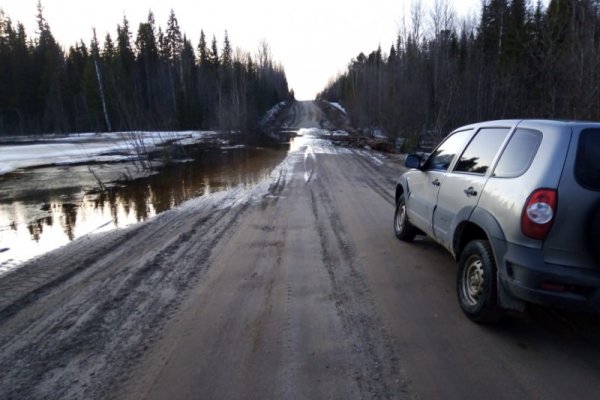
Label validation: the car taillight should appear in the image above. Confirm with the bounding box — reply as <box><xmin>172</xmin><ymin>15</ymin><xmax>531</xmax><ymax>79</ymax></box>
<box><xmin>521</xmin><ymin>189</ymin><xmax>557</xmax><ymax>240</ymax></box>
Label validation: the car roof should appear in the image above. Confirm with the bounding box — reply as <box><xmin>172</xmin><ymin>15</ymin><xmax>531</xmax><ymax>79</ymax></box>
<box><xmin>453</xmin><ymin>119</ymin><xmax>600</xmax><ymax>133</ymax></box>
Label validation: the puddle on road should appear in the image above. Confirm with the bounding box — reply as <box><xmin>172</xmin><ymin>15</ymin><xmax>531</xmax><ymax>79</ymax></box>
<box><xmin>0</xmin><ymin>145</ymin><xmax>287</xmax><ymax>272</ymax></box>
<box><xmin>288</xmin><ymin>128</ymin><xmax>351</xmax><ymax>155</ymax></box>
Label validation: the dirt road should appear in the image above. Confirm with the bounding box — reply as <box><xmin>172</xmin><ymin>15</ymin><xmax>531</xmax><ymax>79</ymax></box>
<box><xmin>1</xmin><ymin>101</ymin><xmax>600</xmax><ymax>399</ymax></box>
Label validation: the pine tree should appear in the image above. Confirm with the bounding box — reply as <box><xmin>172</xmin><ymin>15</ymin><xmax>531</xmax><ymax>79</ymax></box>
<box><xmin>136</xmin><ymin>11</ymin><xmax>160</xmax><ymax>114</ymax></box>
<box><xmin>165</xmin><ymin>9</ymin><xmax>183</xmax><ymax>64</ymax></box>
<box><xmin>178</xmin><ymin>35</ymin><xmax>197</xmax><ymax>128</ymax></box>
<box><xmin>1</xmin><ymin>14</ymin><xmax>34</xmax><ymax>133</ymax></box>
<box><xmin>157</xmin><ymin>27</ymin><xmax>169</xmax><ymax>61</ymax></box>
<box><xmin>34</xmin><ymin>0</ymin><xmax>67</xmax><ymax>132</ymax></box>
<box><xmin>114</xmin><ymin>15</ymin><xmax>136</xmax><ymax>128</ymax></box>
<box><xmin>209</xmin><ymin>35</ymin><xmax>220</xmax><ymax>68</ymax></box>
<box><xmin>65</xmin><ymin>41</ymin><xmax>87</xmax><ymax>131</ymax></box>
<box><xmin>198</xmin><ymin>30</ymin><xmax>209</xmax><ymax>67</ymax></box>
<box><xmin>80</xmin><ymin>39</ymin><xmax>103</xmax><ymax>131</ymax></box>
<box><xmin>222</xmin><ymin>31</ymin><xmax>232</xmax><ymax>68</ymax></box>
<box><xmin>102</xmin><ymin>33</ymin><xmax>115</xmax><ymax>62</ymax></box>
<box><xmin>116</xmin><ymin>15</ymin><xmax>135</xmax><ymax>72</ymax></box>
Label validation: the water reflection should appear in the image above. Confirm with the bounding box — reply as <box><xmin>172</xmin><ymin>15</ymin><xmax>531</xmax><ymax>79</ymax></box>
<box><xmin>0</xmin><ymin>146</ymin><xmax>286</xmax><ymax>271</ymax></box>
<box><xmin>28</xmin><ymin>215</ymin><xmax>49</xmax><ymax>242</ymax></box>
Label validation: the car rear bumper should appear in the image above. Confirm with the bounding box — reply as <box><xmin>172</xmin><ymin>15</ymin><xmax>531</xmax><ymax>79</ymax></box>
<box><xmin>498</xmin><ymin>241</ymin><xmax>600</xmax><ymax>310</ymax></box>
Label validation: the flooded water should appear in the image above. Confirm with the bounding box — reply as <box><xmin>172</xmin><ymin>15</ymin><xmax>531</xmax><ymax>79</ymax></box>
<box><xmin>0</xmin><ymin>144</ymin><xmax>287</xmax><ymax>272</ymax></box>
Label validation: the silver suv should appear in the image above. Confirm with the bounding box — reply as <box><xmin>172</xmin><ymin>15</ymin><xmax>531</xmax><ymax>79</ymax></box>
<box><xmin>394</xmin><ymin>120</ymin><xmax>600</xmax><ymax>322</ymax></box>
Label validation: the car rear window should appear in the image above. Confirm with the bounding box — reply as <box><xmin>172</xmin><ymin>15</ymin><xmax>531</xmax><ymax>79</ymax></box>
<box><xmin>493</xmin><ymin>128</ymin><xmax>542</xmax><ymax>178</ymax></box>
<box><xmin>575</xmin><ymin>129</ymin><xmax>600</xmax><ymax>191</ymax></box>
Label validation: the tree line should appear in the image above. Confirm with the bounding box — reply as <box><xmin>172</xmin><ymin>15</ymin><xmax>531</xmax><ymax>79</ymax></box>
<box><xmin>0</xmin><ymin>3</ymin><xmax>291</xmax><ymax>135</ymax></box>
<box><xmin>318</xmin><ymin>0</ymin><xmax>600</xmax><ymax>146</ymax></box>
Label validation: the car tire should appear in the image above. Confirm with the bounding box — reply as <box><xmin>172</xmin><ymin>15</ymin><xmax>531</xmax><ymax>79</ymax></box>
<box><xmin>394</xmin><ymin>194</ymin><xmax>417</xmax><ymax>241</ymax></box>
<box><xmin>457</xmin><ymin>240</ymin><xmax>504</xmax><ymax>323</ymax></box>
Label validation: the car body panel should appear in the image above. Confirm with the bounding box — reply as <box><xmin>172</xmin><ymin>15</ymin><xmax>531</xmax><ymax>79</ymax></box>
<box><xmin>434</xmin><ymin>172</ymin><xmax>486</xmax><ymax>251</ymax></box>
<box><xmin>479</xmin><ymin>121</ymin><xmax>572</xmax><ymax>248</ymax></box>
<box><xmin>404</xmin><ymin>171</ymin><xmax>444</xmax><ymax>236</ymax></box>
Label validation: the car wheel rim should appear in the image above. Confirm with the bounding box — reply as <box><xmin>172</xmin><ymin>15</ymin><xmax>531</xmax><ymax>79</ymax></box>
<box><xmin>396</xmin><ymin>204</ymin><xmax>406</xmax><ymax>233</ymax></box>
<box><xmin>462</xmin><ymin>255</ymin><xmax>484</xmax><ymax>306</ymax></box>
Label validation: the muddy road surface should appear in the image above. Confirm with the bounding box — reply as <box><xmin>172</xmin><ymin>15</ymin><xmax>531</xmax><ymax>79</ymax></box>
<box><xmin>2</xmin><ymin>101</ymin><xmax>600</xmax><ymax>399</ymax></box>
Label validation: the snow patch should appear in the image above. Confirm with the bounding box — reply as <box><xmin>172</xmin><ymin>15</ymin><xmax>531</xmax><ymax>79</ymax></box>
<box><xmin>356</xmin><ymin>149</ymin><xmax>385</xmax><ymax>166</ymax></box>
<box><xmin>370</xmin><ymin>155</ymin><xmax>384</xmax><ymax>166</ymax></box>
<box><xmin>328</xmin><ymin>101</ymin><xmax>347</xmax><ymax>115</ymax></box>
<box><xmin>331</xmin><ymin>130</ymin><xmax>349</xmax><ymax>137</ymax></box>
<box><xmin>221</xmin><ymin>144</ymin><xmax>246</xmax><ymax>150</ymax></box>
<box><xmin>0</xmin><ymin>130</ymin><xmax>217</xmax><ymax>175</ymax></box>
<box><xmin>372</xmin><ymin>128</ymin><xmax>387</xmax><ymax>139</ymax></box>
<box><xmin>260</xmin><ymin>101</ymin><xmax>288</xmax><ymax>126</ymax></box>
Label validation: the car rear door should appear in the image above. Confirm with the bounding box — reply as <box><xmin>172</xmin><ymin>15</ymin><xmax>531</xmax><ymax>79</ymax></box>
<box><xmin>543</xmin><ymin>127</ymin><xmax>600</xmax><ymax>268</ymax></box>
<box><xmin>433</xmin><ymin>127</ymin><xmax>512</xmax><ymax>251</ymax></box>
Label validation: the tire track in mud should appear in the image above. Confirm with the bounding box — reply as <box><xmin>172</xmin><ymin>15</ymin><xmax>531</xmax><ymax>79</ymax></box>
<box><xmin>263</xmin><ymin>165</ymin><xmax>288</xmax><ymax>204</ymax></box>
<box><xmin>347</xmin><ymin>150</ymin><xmax>397</xmax><ymax>207</ymax></box>
<box><xmin>0</xmin><ymin>191</ymin><xmax>254</xmax><ymax>400</ymax></box>
<box><xmin>0</xmin><ymin>205</ymin><xmax>208</xmax><ymax>333</ymax></box>
<box><xmin>309</xmin><ymin>176</ymin><xmax>410</xmax><ymax>400</ymax></box>
<box><xmin>0</xmin><ymin>227</ymin><xmax>140</xmax><ymax>319</ymax></box>
<box><xmin>245</xmin><ymin>210</ymin><xmax>287</xmax><ymax>357</ymax></box>
<box><xmin>0</xmin><ymin>196</ymin><xmax>217</xmax><ymax>318</ymax></box>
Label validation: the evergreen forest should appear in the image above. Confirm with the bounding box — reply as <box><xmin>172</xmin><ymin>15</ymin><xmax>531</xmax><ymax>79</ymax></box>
<box><xmin>0</xmin><ymin>4</ymin><xmax>291</xmax><ymax>135</ymax></box>
<box><xmin>319</xmin><ymin>0</ymin><xmax>600</xmax><ymax>143</ymax></box>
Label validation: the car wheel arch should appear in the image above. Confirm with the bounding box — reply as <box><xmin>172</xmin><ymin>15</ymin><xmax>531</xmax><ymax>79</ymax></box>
<box><xmin>454</xmin><ymin>206</ymin><xmax>505</xmax><ymax>253</ymax></box>
<box><xmin>454</xmin><ymin>207</ymin><xmax>506</xmax><ymax>257</ymax></box>
<box><xmin>453</xmin><ymin>222</ymin><xmax>490</xmax><ymax>260</ymax></box>
<box><xmin>395</xmin><ymin>182</ymin><xmax>407</xmax><ymax>205</ymax></box>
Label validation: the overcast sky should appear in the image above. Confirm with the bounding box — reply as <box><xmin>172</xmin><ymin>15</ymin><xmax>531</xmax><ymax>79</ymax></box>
<box><xmin>0</xmin><ymin>0</ymin><xmax>481</xmax><ymax>100</ymax></box>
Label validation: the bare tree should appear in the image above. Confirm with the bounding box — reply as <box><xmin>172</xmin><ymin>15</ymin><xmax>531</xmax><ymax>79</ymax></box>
<box><xmin>429</xmin><ymin>0</ymin><xmax>456</xmax><ymax>38</ymax></box>
<box><xmin>91</xmin><ymin>28</ymin><xmax>112</xmax><ymax>131</ymax></box>
<box><xmin>410</xmin><ymin>0</ymin><xmax>424</xmax><ymax>44</ymax></box>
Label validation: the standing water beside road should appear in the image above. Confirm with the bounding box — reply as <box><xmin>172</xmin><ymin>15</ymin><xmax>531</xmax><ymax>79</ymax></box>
<box><xmin>0</xmin><ymin>139</ymin><xmax>287</xmax><ymax>273</ymax></box>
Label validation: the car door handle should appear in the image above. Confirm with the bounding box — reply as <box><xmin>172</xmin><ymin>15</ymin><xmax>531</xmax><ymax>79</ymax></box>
<box><xmin>432</xmin><ymin>179</ymin><xmax>441</xmax><ymax>187</ymax></box>
<box><xmin>464</xmin><ymin>187</ymin><xmax>478</xmax><ymax>197</ymax></box>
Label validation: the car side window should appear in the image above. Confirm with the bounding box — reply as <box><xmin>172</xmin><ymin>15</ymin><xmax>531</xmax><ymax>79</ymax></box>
<box><xmin>454</xmin><ymin>128</ymin><xmax>510</xmax><ymax>175</ymax></box>
<box><xmin>493</xmin><ymin>128</ymin><xmax>542</xmax><ymax>178</ymax></box>
<box><xmin>575</xmin><ymin>128</ymin><xmax>600</xmax><ymax>191</ymax></box>
<box><xmin>423</xmin><ymin>130</ymin><xmax>472</xmax><ymax>171</ymax></box>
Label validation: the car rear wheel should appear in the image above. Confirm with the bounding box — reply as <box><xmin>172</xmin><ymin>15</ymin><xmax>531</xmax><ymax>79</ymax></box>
<box><xmin>457</xmin><ymin>240</ymin><xmax>504</xmax><ymax>323</ymax></box>
<box><xmin>394</xmin><ymin>194</ymin><xmax>416</xmax><ymax>241</ymax></box>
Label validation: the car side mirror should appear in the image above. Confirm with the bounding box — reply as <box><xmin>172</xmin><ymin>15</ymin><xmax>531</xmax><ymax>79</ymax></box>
<box><xmin>405</xmin><ymin>154</ymin><xmax>422</xmax><ymax>169</ymax></box>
